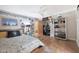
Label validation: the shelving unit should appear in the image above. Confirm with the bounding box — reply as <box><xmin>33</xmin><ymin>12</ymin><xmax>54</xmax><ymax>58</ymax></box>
<box><xmin>54</xmin><ymin>16</ymin><xmax>67</xmax><ymax>40</ymax></box>
<box><xmin>42</xmin><ymin>16</ymin><xmax>67</xmax><ymax>40</ymax></box>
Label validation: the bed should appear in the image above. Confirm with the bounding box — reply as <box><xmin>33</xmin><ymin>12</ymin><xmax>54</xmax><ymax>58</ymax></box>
<box><xmin>0</xmin><ymin>35</ymin><xmax>44</xmax><ymax>53</ymax></box>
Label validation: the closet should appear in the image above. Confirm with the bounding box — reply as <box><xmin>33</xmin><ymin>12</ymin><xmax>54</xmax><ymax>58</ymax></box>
<box><xmin>42</xmin><ymin>16</ymin><xmax>67</xmax><ymax>40</ymax></box>
<box><xmin>54</xmin><ymin>16</ymin><xmax>67</xmax><ymax>39</ymax></box>
<box><xmin>42</xmin><ymin>17</ymin><xmax>50</xmax><ymax>36</ymax></box>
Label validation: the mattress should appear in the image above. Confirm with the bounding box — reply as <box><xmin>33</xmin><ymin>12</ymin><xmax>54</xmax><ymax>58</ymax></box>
<box><xmin>0</xmin><ymin>35</ymin><xmax>44</xmax><ymax>53</ymax></box>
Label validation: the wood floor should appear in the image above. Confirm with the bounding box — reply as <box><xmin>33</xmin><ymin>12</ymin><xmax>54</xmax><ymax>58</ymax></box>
<box><xmin>32</xmin><ymin>36</ymin><xmax>79</xmax><ymax>53</ymax></box>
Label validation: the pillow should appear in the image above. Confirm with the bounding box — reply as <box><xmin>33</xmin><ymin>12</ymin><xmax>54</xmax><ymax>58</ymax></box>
<box><xmin>7</xmin><ymin>31</ymin><xmax>21</xmax><ymax>38</ymax></box>
<box><xmin>0</xmin><ymin>32</ymin><xmax>7</xmax><ymax>38</ymax></box>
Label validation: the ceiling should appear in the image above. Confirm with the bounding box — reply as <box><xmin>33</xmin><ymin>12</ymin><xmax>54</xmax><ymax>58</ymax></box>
<box><xmin>0</xmin><ymin>5</ymin><xmax>42</xmax><ymax>18</ymax></box>
<box><xmin>39</xmin><ymin>5</ymin><xmax>77</xmax><ymax>17</ymax></box>
<box><xmin>0</xmin><ymin>5</ymin><xmax>77</xmax><ymax>18</ymax></box>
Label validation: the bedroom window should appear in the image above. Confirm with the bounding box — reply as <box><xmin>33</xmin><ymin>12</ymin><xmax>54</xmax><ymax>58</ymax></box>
<box><xmin>1</xmin><ymin>18</ymin><xmax>17</xmax><ymax>26</ymax></box>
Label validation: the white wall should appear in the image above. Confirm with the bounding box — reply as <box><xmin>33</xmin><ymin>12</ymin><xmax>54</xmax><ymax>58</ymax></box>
<box><xmin>77</xmin><ymin>9</ymin><xmax>79</xmax><ymax>47</ymax></box>
<box><xmin>62</xmin><ymin>11</ymin><xmax>77</xmax><ymax>40</ymax></box>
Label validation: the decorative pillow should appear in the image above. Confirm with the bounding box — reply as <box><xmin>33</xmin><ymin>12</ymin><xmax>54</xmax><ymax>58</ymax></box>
<box><xmin>0</xmin><ymin>32</ymin><xmax>7</xmax><ymax>38</ymax></box>
<box><xmin>7</xmin><ymin>31</ymin><xmax>21</xmax><ymax>38</ymax></box>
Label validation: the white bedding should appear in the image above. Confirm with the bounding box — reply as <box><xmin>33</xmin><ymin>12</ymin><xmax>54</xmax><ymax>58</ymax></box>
<box><xmin>0</xmin><ymin>35</ymin><xmax>44</xmax><ymax>53</ymax></box>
